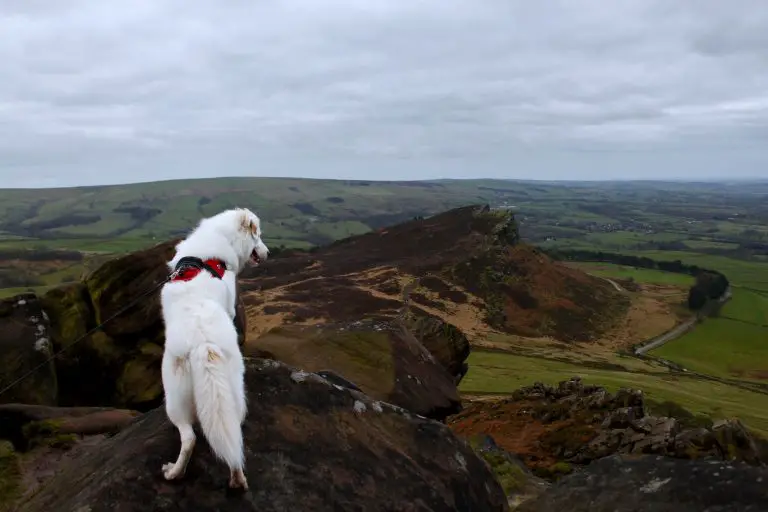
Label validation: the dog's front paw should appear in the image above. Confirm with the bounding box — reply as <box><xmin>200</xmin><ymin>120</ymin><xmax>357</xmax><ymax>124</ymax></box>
<box><xmin>162</xmin><ymin>462</ymin><xmax>183</xmax><ymax>481</ymax></box>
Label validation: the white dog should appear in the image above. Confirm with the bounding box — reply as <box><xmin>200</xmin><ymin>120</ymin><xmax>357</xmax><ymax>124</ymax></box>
<box><xmin>159</xmin><ymin>208</ymin><xmax>269</xmax><ymax>490</ymax></box>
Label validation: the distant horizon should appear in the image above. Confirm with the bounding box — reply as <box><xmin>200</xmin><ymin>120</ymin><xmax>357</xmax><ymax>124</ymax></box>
<box><xmin>1</xmin><ymin>173</ymin><xmax>766</xmax><ymax>191</ymax></box>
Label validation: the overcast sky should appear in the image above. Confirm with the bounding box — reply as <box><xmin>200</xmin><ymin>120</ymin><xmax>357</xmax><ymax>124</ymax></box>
<box><xmin>1</xmin><ymin>0</ymin><xmax>767</xmax><ymax>188</ymax></box>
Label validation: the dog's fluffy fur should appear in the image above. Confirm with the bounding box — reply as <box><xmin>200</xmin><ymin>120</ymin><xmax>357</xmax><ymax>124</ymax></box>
<box><xmin>159</xmin><ymin>208</ymin><xmax>269</xmax><ymax>490</ymax></box>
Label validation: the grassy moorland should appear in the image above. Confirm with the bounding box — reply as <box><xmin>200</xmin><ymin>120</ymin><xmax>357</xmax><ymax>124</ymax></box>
<box><xmin>2</xmin><ymin>176</ymin><xmax>768</xmax><ymax>433</ymax></box>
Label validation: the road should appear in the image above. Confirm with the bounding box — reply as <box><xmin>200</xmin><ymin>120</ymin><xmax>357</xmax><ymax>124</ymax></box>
<box><xmin>633</xmin><ymin>286</ymin><xmax>733</xmax><ymax>356</ymax></box>
<box><xmin>634</xmin><ymin>317</ymin><xmax>697</xmax><ymax>355</ymax></box>
<box><xmin>601</xmin><ymin>277</ymin><xmax>625</xmax><ymax>293</ymax></box>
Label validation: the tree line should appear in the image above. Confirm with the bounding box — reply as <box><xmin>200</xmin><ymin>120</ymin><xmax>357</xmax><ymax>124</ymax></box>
<box><xmin>541</xmin><ymin>248</ymin><xmax>730</xmax><ymax>311</ymax></box>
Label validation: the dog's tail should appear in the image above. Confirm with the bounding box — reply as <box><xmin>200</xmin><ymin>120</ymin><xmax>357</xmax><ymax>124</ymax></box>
<box><xmin>189</xmin><ymin>343</ymin><xmax>244</xmax><ymax>470</ymax></box>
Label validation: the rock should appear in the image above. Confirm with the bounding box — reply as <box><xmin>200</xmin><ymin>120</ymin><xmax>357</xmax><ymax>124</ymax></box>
<box><xmin>711</xmin><ymin>419</ymin><xmax>762</xmax><ymax>466</ymax></box>
<box><xmin>314</xmin><ymin>370</ymin><xmax>363</xmax><ymax>392</ymax></box>
<box><xmin>18</xmin><ymin>359</ymin><xmax>508</xmax><ymax>512</ymax></box>
<box><xmin>0</xmin><ymin>293</ymin><xmax>57</xmax><ymax>406</ymax></box>
<box><xmin>247</xmin><ymin>318</ymin><xmax>462</xmax><ymax>421</ymax></box>
<box><xmin>38</xmin><ymin>240</ymin><xmax>249</xmax><ymax>411</ymax></box>
<box><xmin>403</xmin><ymin>314</ymin><xmax>470</xmax><ymax>384</ymax></box>
<box><xmin>517</xmin><ymin>454</ymin><xmax>768</xmax><ymax>512</ymax></box>
<box><xmin>0</xmin><ymin>404</ymin><xmax>141</xmax><ymax>451</ymax></box>
<box><xmin>468</xmin><ymin>434</ymin><xmax>550</xmax><ymax>509</ymax></box>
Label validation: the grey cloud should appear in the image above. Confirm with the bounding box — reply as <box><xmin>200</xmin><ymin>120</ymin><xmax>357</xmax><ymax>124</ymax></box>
<box><xmin>0</xmin><ymin>0</ymin><xmax>767</xmax><ymax>187</ymax></box>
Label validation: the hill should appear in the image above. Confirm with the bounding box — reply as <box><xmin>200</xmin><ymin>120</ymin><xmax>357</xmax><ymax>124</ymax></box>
<box><xmin>240</xmin><ymin>205</ymin><xmax>626</xmax><ymax>343</ymax></box>
<box><xmin>2</xmin><ymin>176</ymin><xmax>767</xmax><ymax>258</ymax></box>
<box><xmin>0</xmin><ymin>177</ymin><xmax>488</xmax><ymax>251</ymax></box>
<box><xmin>2</xmin><ymin>175</ymin><xmax>768</xmax><ymax>303</ymax></box>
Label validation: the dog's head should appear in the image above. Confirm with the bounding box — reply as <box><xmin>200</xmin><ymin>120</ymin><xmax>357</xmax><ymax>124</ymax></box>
<box><xmin>239</xmin><ymin>208</ymin><xmax>269</xmax><ymax>269</ymax></box>
<box><xmin>212</xmin><ymin>207</ymin><xmax>269</xmax><ymax>272</ymax></box>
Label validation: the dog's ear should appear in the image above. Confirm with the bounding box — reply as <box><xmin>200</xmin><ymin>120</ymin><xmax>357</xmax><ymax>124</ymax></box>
<box><xmin>238</xmin><ymin>210</ymin><xmax>259</xmax><ymax>235</ymax></box>
<box><xmin>238</xmin><ymin>210</ymin><xmax>251</xmax><ymax>232</ymax></box>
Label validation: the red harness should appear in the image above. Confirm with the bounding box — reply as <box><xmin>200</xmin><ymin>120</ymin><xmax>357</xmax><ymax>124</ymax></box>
<box><xmin>170</xmin><ymin>258</ymin><xmax>227</xmax><ymax>283</ymax></box>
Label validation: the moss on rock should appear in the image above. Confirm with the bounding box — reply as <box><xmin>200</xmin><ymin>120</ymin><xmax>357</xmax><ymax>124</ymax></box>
<box><xmin>479</xmin><ymin>449</ymin><xmax>528</xmax><ymax>495</ymax></box>
<box><xmin>39</xmin><ymin>283</ymin><xmax>93</xmax><ymax>349</ymax></box>
<box><xmin>0</xmin><ymin>440</ymin><xmax>21</xmax><ymax>510</ymax></box>
<box><xmin>115</xmin><ymin>347</ymin><xmax>164</xmax><ymax>409</ymax></box>
<box><xmin>21</xmin><ymin>419</ymin><xmax>78</xmax><ymax>451</ymax></box>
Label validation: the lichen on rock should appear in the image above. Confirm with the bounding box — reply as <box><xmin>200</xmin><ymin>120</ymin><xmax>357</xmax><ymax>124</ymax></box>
<box><xmin>0</xmin><ymin>294</ymin><xmax>58</xmax><ymax>406</ymax></box>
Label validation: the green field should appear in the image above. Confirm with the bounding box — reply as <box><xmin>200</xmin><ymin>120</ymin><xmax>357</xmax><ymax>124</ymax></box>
<box><xmin>460</xmin><ymin>350</ymin><xmax>768</xmax><ymax>436</ymax></box>
<box><xmin>650</xmin><ymin>288</ymin><xmax>768</xmax><ymax>381</ymax></box>
<box><xmin>569</xmin><ymin>262</ymin><xmax>695</xmax><ymax>286</ymax></box>
<box><xmin>634</xmin><ymin>251</ymin><xmax>768</xmax><ymax>293</ymax></box>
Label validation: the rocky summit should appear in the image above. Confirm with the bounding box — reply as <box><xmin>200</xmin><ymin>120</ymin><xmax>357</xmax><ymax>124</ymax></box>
<box><xmin>16</xmin><ymin>358</ymin><xmax>508</xmax><ymax>512</ymax></box>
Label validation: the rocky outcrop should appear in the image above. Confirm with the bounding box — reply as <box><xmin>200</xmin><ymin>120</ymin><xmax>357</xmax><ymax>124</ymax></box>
<box><xmin>248</xmin><ymin>318</ymin><xmax>462</xmax><ymax>421</ymax></box>
<box><xmin>39</xmin><ymin>239</ymin><xmax>175</xmax><ymax>410</ymax></box>
<box><xmin>17</xmin><ymin>359</ymin><xmax>508</xmax><ymax>512</ymax></box>
<box><xmin>517</xmin><ymin>454</ymin><xmax>768</xmax><ymax>512</ymax></box>
<box><xmin>404</xmin><ymin>313</ymin><xmax>470</xmax><ymax>384</ymax></box>
<box><xmin>0</xmin><ymin>240</ymin><xmax>249</xmax><ymax>411</ymax></box>
<box><xmin>511</xmin><ymin>378</ymin><xmax>763</xmax><ymax>465</ymax></box>
<box><xmin>450</xmin><ymin>377</ymin><xmax>764</xmax><ymax>483</ymax></box>
<box><xmin>0</xmin><ymin>294</ymin><xmax>57</xmax><ymax>406</ymax></box>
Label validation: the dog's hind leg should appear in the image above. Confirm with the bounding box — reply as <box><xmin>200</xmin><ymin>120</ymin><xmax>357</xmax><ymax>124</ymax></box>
<box><xmin>226</xmin><ymin>353</ymin><xmax>248</xmax><ymax>424</ymax></box>
<box><xmin>161</xmin><ymin>353</ymin><xmax>197</xmax><ymax>481</ymax></box>
<box><xmin>225</xmin><ymin>354</ymin><xmax>249</xmax><ymax>490</ymax></box>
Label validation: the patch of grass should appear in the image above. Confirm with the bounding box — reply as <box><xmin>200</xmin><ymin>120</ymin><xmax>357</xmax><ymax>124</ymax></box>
<box><xmin>313</xmin><ymin>220</ymin><xmax>372</xmax><ymax>240</ymax></box>
<box><xmin>532</xmin><ymin>461</ymin><xmax>574</xmax><ymax>480</ymax></box>
<box><xmin>684</xmin><ymin>239</ymin><xmax>740</xmax><ymax>250</ymax></box>
<box><xmin>460</xmin><ymin>349</ymin><xmax>768</xmax><ymax>436</ymax></box>
<box><xmin>570</xmin><ymin>262</ymin><xmax>694</xmax><ymax>286</ymax></box>
<box><xmin>719</xmin><ymin>288</ymin><xmax>768</xmax><ymax>326</ymax></box>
